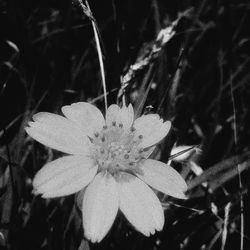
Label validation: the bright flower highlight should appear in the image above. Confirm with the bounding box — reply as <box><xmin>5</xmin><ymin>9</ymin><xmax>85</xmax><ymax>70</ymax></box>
<box><xmin>25</xmin><ymin>102</ymin><xmax>187</xmax><ymax>242</ymax></box>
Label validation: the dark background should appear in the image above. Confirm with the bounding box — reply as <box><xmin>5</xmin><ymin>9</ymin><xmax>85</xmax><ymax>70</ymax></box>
<box><xmin>1</xmin><ymin>0</ymin><xmax>250</xmax><ymax>249</ymax></box>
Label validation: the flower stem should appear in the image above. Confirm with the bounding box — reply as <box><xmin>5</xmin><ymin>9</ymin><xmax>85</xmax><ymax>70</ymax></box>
<box><xmin>78</xmin><ymin>0</ymin><xmax>108</xmax><ymax>113</ymax></box>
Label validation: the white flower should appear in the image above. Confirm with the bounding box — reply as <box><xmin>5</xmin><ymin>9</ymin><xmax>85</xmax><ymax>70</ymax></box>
<box><xmin>25</xmin><ymin>102</ymin><xmax>187</xmax><ymax>242</ymax></box>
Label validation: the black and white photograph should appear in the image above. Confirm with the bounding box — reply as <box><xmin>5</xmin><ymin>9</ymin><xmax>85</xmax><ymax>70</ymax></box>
<box><xmin>0</xmin><ymin>0</ymin><xmax>250</xmax><ymax>249</ymax></box>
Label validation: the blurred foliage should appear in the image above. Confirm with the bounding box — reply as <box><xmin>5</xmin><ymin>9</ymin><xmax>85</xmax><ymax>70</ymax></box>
<box><xmin>1</xmin><ymin>0</ymin><xmax>250</xmax><ymax>249</ymax></box>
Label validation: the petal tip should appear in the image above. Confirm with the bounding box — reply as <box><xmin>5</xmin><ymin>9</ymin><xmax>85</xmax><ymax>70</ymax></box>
<box><xmin>32</xmin><ymin>187</ymin><xmax>41</xmax><ymax>196</ymax></box>
<box><xmin>179</xmin><ymin>192</ymin><xmax>188</xmax><ymax>200</ymax></box>
<box><xmin>164</xmin><ymin>120</ymin><xmax>171</xmax><ymax>133</ymax></box>
<box><xmin>24</xmin><ymin>126</ymin><xmax>30</xmax><ymax>134</ymax></box>
<box><xmin>61</xmin><ymin>105</ymin><xmax>69</xmax><ymax>114</ymax></box>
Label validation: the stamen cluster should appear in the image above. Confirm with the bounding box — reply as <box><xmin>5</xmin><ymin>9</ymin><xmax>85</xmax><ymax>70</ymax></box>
<box><xmin>91</xmin><ymin>122</ymin><xmax>146</xmax><ymax>175</ymax></box>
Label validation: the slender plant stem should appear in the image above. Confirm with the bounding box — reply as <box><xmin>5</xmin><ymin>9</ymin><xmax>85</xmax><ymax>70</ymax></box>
<box><xmin>4</xmin><ymin>128</ymin><xmax>15</xmax><ymax>194</ymax></box>
<box><xmin>230</xmin><ymin>72</ymin><xmax>244</xmax><ymax>250</ymax></box>
<box><xmin>79</xmin><ymin>0</ymin><xmax>108</xmax><ymax>113</ymax></box>
<box><xmin>90</xmin><ymin>14</ymin><xmax>108</xmax><ymax>112</ymax></box>
<box><xmin>227</xmin><ymin>4</ymin><xmax>244</xmax><ymax>246</ymax></box>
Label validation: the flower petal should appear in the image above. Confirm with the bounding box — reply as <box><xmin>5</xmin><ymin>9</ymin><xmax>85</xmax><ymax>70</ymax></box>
<box><xmin>33</xmin><ymin>155</ymin><xmax>97</xmax><ymax>198</ymax></box>
<box><xmin>106</xmin><ymin>104</ymin><xmax>119</xmax><ymax>126</ymax></box>
<box><xmin>119</xmin><ymin>104</ymin><xmax>134</xmax><ymax>130</ymax></box>
<box><xmin>106</xmin><ymin>104</ymin><xmax>134</xmax><ymax>130</ymax></box>
<box><xmin>82</xmin><ymin>172</ymin><xmax>119</xmax><ymax>243</ymax></box>
<box><xmin>61</xmin><ymin>102</ymin><xmax>105</xmax><ymax>137</ymax></box>
<box><xmin>25</xmin><ymin>112</ymin><xmax>90</xmax><ymax>155</ymax></box>
<box><xmin>137</xmin><ymin>159</ymin><xmax>187</xmax><ymax>199</ymax></box>
<box><xmin>118</xmin><ymin>173</ymin><xmax>164</xmax><ymax>236</ymax></box>
<box><xmin>134</xmin><ymin>114</ymin><xmax>171</xmax><ymax>148</ymax></box>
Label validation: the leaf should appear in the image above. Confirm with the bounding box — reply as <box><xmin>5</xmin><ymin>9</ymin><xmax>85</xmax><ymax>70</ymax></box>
<box><xmin>134</xmin><ymin>65</ymin><xmax>155</xmax><ymax>118</ymax></box>
<box><xmin>188</xmin><ymin>152</ymin><xmax>250</xmax><ymax>191</ymax></box>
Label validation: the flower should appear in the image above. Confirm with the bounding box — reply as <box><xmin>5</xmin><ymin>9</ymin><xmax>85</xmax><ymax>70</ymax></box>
<box><xmin>25</xmin><ymin>102</ymin><xmax>187</xmax><ymax>242</ymax></box>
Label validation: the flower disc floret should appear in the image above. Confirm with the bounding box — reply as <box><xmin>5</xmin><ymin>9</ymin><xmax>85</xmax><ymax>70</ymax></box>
<box><xmin>91</xmin><ymin>123</ymin><xmax>146</xmax><ymax>175</ymax></box>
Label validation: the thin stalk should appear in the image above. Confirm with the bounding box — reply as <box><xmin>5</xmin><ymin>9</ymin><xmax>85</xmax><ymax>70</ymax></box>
<box><xmin>230</xmin><ymin>72</ymin><xmax>244</xmax><ymax>250</ymax></box>
<box><xmin>4</xmin><ymin>128</ymin><xmax>15</xmax><ymax>195</ymax></box>
<box><xmin>79</xmin><ymin>0</ymin><xmax>108</xmax><ymax>113</ymax></box>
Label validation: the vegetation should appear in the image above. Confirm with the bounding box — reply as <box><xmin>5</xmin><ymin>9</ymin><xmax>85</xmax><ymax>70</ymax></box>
<box><xmin>0</xmin><ymin>0</ymin><xmax>250</xmax><ymax>249</ymax></box>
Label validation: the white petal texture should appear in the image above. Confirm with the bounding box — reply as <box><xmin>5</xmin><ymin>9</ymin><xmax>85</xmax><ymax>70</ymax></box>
<box><xmin>106</xmin><ymin>104</ymin><xmax>134</xmax><ymax>130</ymax></box>
<box><xmin>25</xmin><ymin>102</ymin><xmax>188</xmax><ymax>242</ymax></box>
<box><xmin>137</xmin><ymin>159</ymin><xmax>187</xmax><ymax>199</ymax></box>
<box><xmin>33</xmin><ymin>155</ymin><xmax>97</xmax><ymax>198</ymax></box>
<box><xmin>82</xmin><ymin>172</ymin><xmax>119</xmax><ymax>243</ymax></box>
<box><xmin>118</xmin><ymin>173</ymin><xmax>164</xmax><ymax>236</ymax></box>
<box><xmin>134</xmin><ymin>114</ymin><xmax>171</xmax><ymax>148</ymax></box>
<box><xmin>25</xmin><ymin>112</ymin><xmax>90</xmax><ymax>155</ymax></box>
<box><xmin>61</xmin><ymin>102</ymin><xmax>105</xmax><ymax>137</ymax></box>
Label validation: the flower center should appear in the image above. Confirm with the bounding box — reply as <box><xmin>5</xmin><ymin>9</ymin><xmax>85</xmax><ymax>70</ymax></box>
<box><xmin>90</xmin><ymin>122</ymin><xmax>146</xmax><ymax>175</ymax></box>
